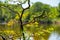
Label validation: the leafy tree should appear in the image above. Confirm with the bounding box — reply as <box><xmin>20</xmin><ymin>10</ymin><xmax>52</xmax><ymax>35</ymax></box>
<box><xmin>0</xmin><ymin>0</ymin><xmax>59</xmax><ymax>40</ymax></box>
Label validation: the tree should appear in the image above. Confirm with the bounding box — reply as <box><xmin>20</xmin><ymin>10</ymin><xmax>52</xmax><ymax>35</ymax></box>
<box><xmin>0</xmin><ymin>0</ymin><xmax>57</xmax><ymax>40</ymax></box>
<box><xmin>3</xmin><ymin>0</ymin><xmax>30</xmax><ymax>40</ymax></box>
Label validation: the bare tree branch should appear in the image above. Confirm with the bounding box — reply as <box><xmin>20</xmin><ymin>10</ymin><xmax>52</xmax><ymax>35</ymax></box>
<box><xmin>23</xmin><ymin>11</ymin><xmax>46</xmax><ymax>25</ymax></box>
<box><xmin>19</xmin><ymin>0</ymin><xmax>30</xmax><ymax>40</ymax></box>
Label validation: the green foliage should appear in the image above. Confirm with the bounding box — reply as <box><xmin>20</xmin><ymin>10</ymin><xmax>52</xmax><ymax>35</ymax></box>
<box><xmin>0</xmin><ymin>1</ymin><xmax>60</xmax><ymax>40</ymax></box>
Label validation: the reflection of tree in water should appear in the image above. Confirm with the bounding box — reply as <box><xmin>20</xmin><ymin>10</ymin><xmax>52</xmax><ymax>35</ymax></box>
<box><xmin>0</xmin><ymin>35</ymin><xmax>6</xmax><ymax>40</ymax></box>
<box><xmin>0</xmin><ymin>16</ymin><xmax>6</xmax><ymax>23</ymax></box>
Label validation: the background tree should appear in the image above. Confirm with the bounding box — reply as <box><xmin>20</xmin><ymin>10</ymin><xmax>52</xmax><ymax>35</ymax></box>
<box><xmin>0</xmin><ymin>0</ymin><xmax>60</xmax><ymax>40</ymax></box>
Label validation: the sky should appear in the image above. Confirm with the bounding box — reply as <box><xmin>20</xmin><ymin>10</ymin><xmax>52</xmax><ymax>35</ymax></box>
<box><xmin>1</xmin><ymin>0</ymin><xmax>60</xmax><ymax>6</ymax></box>
<box><xmin>30</xmin><ymin>0</ymin><xmax>60</xmax><ymax>6</ymax></box>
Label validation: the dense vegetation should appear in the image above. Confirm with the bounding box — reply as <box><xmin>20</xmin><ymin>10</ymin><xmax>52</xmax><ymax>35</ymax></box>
<box><xmin>0</xmin><ymin>0</ymin><xmax>60</xmax><ymax>40</ymax></box>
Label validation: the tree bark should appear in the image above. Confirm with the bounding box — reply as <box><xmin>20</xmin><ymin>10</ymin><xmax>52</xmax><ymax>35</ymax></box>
<box><xmin>19</xmin><ymin>0</ymin><xmax>30</xmax><ymax>40</ymax></box>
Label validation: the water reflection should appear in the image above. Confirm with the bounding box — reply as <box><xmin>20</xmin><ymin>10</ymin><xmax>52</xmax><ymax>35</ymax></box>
<box><xmin>49</xmin><ymin>32</ymin><xmax>60</xmax><ymax>40</ymax></box>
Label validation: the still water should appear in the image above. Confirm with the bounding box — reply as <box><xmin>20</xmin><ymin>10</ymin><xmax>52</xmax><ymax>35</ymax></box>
<box><xmin>49</xmin><ymin>32</ymin><xmax>60</xmax><ymax>40</ymax></box>
<box><xmin>48</xmin><ymin>24</ymin><xmax>60</xmax><ymax>40</ymax></box>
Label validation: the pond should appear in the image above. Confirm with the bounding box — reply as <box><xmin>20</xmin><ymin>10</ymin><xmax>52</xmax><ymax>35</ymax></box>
<box><xmin>0</xmin><ymin>22</ymin><xmax>60</xmax><ymax>40</ymax></box>
<box><xmin>48</xmin><ymin>24</ymin><xmax>60</xmax><ymax>40</ymax></box>
<box><xmin>49</xmin><ymin>32</ymin><xmax>60</xmax><ymax>40</ymax></box>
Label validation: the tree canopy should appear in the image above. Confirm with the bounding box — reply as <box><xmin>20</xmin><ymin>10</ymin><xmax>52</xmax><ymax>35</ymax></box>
<box><xmin>0</xmin><ymin>0</ymin><xmax>60</xmax><ymax>40</ymax></box>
